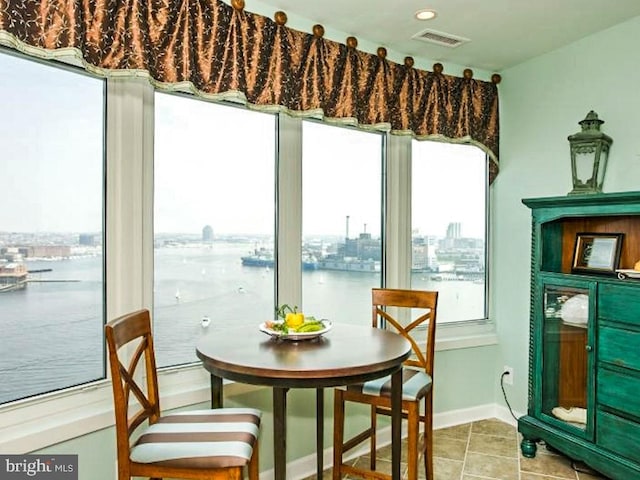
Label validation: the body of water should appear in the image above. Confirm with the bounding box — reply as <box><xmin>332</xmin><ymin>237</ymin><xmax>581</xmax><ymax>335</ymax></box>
<box><xmin>0</xmin><ymin>242</ymin><xmax>484</xmax><ymax>404</ymax></box>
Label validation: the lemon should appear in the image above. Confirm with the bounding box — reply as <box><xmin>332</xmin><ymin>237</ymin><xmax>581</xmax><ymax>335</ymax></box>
<box><xmin>285</xmin><ymin>312</ymin><xmax>304</xmax><ymax>328</ymax></box>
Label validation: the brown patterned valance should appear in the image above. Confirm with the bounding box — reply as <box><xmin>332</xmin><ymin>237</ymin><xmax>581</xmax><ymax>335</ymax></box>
<box><xmin>0</xmin><ymin>0</ymin><xmax>500</xmax><ymax>181</ymax></box>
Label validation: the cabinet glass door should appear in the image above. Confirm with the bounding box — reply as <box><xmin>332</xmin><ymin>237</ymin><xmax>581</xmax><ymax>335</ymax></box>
<box><xmin>539</xmin><ymin>280</ymin><xmax>594</xmax><ymax>436</ymax></box>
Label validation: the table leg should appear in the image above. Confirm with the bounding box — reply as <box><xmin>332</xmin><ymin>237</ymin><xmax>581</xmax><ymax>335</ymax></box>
<box><xmin>316</xmin><ymin>388</ymin><xmax>324</xmax><ymax>478</ymax></box>
<box><xmin>210</xmin><ymin>375</ymin><xmax>223</xmax><ymax>408</ymax></box>
<box><xmin>273</xmin><ymin>387</ymin><xmax>288</xmax><ymax>480</ymax></box>
<box><xmin>391</xmin><ymin>368</ymin><xmax>402</xmax><ymax>480</ymax></box>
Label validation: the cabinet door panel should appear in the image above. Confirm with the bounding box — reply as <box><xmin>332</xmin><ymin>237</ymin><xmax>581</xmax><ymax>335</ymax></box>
<box><xmin>537</xmin><ymin>278</ymin><xmax>594</xmax><ymax>437</ymax></box>
<box><xmin>597</xmin><ymin>410</ymin><xmax>640</xmax><ymax>463</ymax></box>
<box><xmin>599</xmin><ymin>326</ymin><xmax>640</xmax><ymax>372</ymax></box>
<box><xmin>598</xmin><ymin>284</ymin><xmax>640</xmax><ymax>326</ymax></box>
<box><xmin>597</xmin><ymin>367</ymin><xmax>640</xmax><ymax>418</ymax></box>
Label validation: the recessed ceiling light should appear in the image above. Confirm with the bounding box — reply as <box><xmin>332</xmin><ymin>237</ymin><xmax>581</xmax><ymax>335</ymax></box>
<box><xmin>415</xmin><ymin>9</ymin><xmax>437</xmax><ymax>20</ymax></box>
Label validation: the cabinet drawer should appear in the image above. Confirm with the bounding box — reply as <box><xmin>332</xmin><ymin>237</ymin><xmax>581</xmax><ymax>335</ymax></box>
<box><xmin>599</xmin><ymin>326</ymin><xmax>640</xmax><ymax>372</ymax></box>
<box><xmin>597</xmin><ymin>410</ymin><xmax>640</xmax><ymax>463</ymax></box>
<box><xmin>597</xmin><ymin>367</ymin><xmax>640</xmax><ymax>418</ymax></box>
<box><xmin>598</xmin><ymin>284</ymin><xmax>640</xmax><ymax>326</ymax></box>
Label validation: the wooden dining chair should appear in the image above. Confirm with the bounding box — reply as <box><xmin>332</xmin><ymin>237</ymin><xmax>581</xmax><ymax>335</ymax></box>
<box><xmin>105</xmin><ymin>309</ymin><xmax>261</xmax><ymax>480</ymax></box>
<box><xmin>333</xmin><ymin>288</ymin><xmax>438</xmax><ymax>480</ymax></box>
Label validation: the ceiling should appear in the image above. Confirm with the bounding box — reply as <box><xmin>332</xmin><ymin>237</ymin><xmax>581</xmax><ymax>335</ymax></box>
<box><xmin>248</xmin><ymin>0</ymin><xmax>640</xmax><ymax>72</ymax></box>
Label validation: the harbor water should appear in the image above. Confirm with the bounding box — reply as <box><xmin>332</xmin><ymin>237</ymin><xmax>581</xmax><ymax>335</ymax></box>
<box><xmin>0</xmin><ymin>242</ymin><xmax>484</xmax><ymax>404</ymax></box>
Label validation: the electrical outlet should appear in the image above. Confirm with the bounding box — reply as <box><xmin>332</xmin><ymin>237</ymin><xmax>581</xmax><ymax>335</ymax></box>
<box><xmin>503</xmin><ymin>366</ymin><xmax>514</xmax><ymax>386</ymax></box>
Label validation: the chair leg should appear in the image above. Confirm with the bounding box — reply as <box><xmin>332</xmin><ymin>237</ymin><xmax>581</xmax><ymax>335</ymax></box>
<box><xmin>248</xmin><ymin>440</ymin><xmax>260</xmax><ymax>480</ymax></box>
<box><xmin>423</xmin><ymin>394</ymin><xmax>434</xmax><ymax>480</ymax></box>
<box><xmin>333</xmin><ymin>389</ymin><xmax>346</xmax><ymax>480</ymax></box>
<box><xmin>369</xmin><ymin>405</ymin><xmax>377</xmax><ymax>471</ymax></box>
<box><xmin>407</xmin><ymin>403</ymin><xmax>419</xmax><ymax>480</ymax></box>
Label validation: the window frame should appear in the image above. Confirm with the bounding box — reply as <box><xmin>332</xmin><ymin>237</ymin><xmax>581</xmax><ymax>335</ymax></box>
<box><xmin>386</xmin><ymin>135</ymin><xmax>495</xmax><ymax>347</ymax></box>
<box><xmin>406</xmin><ymin>140</ymin><xmax>495</xmax><ymax>348</ymax></box>
<box><xmin>0</xmin><ymin>56</ymin><xmax>496</xmax><ymax>454</ymax></box>
<box><xmin>0</xmin><ymin>49</ymin><xmax>108</xmax><ymax>404</ymax></box>
<box><xmin>299</xmin><ymin>118</ymin><xmax>386</xmax><ymax>322</ymax></box>
<box><xmin>151</xmin><ymin>91</ymin><xmax>278</xmax><ymax>368</ymax></box>
<box><xmin>0</xmin><ymin>49</ymin><xmax>109</xmax><ymax>450</ymax></box>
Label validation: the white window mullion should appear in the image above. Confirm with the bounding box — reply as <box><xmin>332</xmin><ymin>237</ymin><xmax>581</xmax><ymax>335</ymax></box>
<box><xmin>385</xmin><ymin>134</ymin><xmax>412</xmax><ymax>290</ymax></box>
<box><xmin>105</xmin><ymin>77</ymin><xmax>155</xmax><ymax>320</ymax></box>
<box><xmin>276</xmin><ymin>113</ymin><xmax>303</xmax><ymax>308</ymax></box>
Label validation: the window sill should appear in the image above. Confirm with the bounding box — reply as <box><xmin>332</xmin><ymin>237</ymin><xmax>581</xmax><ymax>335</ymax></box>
<box><xmin>435</xmin><ymin>332</ymin><xmax>499</xmax><ymax>351</ymax></box>
<box><xmin>0</xmin><ymin>381</ymin><xmax>115</xmax><ymax>454</ymax></box>
<box><xmin>435</xmin><ymin>321</ymin><xmax>498</xmax><ymax>351</ymax></box>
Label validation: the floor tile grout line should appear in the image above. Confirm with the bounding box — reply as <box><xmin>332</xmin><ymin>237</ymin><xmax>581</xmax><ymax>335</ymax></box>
<box><xmin>472</xmin><ymin>431</ymin><xmax>519</xmax><ymax>439</ymax></box>
<box><xmin>460</xmin><ymin>423</ymin><xmax>472</xmax><ymax>480</ymax></box>
<box><xmin>461</xmin><ymin>475</ymin><xmax>503</xmax><ymax>480</ymax></box>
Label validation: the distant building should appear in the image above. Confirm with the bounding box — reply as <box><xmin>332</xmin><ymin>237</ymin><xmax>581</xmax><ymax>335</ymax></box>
<box><xmin>17</xmin><ymin>245</ymin><xmax>71</xmax><ymax>258</ymax></box>
<box><xmin>446</xmin><ymin>222</ymin><xmax>462</xmax><ymax>238</ymax></box>
<box><xmin>441</xmin><ymin>222</ymin><xmax>463</xmax><ymax>249</ymax></box>
<box><xmin>202</xmin><ymin>225</ymin><xmax>214</xmax><ymax>242</ymax></box>
<box><xmin>412</xmin><ymin>235</ymin><xmax>438</xmax><ymax>271</ymax></box>
<box><xmin>340</xmin><ymin>232</ymin><xmax>381</xmax><ymax>261</ymax></box>
<box><xmin>79</xmin><ymin>234</ymin><xmax>97</xmax><ymax>246</ymax></box>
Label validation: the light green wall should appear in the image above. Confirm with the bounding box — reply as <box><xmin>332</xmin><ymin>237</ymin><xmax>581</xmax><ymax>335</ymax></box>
<box><xmin>36</xmin><ymin>428</ymin><xmax>116</xmax><ymax>479</ymax></box>
<box><xmin>494</xmin><ymin>15</ymin><xmax>640</xmax><ymax>412</ymax></box>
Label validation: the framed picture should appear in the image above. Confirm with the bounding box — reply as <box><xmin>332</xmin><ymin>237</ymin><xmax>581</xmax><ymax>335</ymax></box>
<box><xmin>572</xmin><ymin>232</ymin><xmax>624</xmax><ymax>274</ymax></box>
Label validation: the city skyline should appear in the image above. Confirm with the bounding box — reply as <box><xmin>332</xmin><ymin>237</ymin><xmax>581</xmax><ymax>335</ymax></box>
<box><xmin>0</xmin><ymin>218</ymin><xmax>484</xmax><ymax>244</ymax></box>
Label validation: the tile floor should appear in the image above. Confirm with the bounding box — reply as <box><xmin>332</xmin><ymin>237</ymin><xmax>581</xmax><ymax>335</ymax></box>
<box><xmin>304</xmin><ymin>418</ymin><xmax>611</xmax><ymax>480</ymax></box>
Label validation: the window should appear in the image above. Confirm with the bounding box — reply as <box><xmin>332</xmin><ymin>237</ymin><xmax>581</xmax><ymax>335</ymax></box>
<box><xmin>153</xmin><ymin>93</ymin><xmax>276</xmax><ymax>368</ymax></box>
<box><xmin>301</xmin><ymin>121</ymin><xmax>383</xmax><ymax>323</ymax></box>
<box><xmin>411</xmin><ymin>141</ymin><xmax>488</xmax><ymax>323</ymax></box>
<box><xmin>0</xmin><ymin>57</ymin><xmax>495</xmax><ymax>451</ymax></box>
<box><xmin>0</xmin><ymin>51</ymin><xmax>105</xmax><ymax>405</ymax></box>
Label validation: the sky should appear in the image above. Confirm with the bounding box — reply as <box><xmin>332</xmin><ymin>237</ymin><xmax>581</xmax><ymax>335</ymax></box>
<box><xmin>1</xmin><ymin>52</ymin><xmax>104</xmax><ymax>233</ymax></box>
<box><xmin>154</xmin><ymin>93</ymin><xmax>276</xmax><ymax>235</ymax></box>
<box><xmin>412</xmin><ymin>140</ymin><xmax>486</xmax><ymax>239</ymax></box>
<box><xmin>155</xmin><ymin>97</ymin><xmax>486</xmax><ymax>238</ymax></box>
<box><xmin>1</xmin><ymin>51</ymin><xmax>486</xmax><ymax>240</ymax></box>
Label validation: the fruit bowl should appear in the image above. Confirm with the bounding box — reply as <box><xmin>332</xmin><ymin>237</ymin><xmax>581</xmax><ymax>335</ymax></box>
<box><xmin>259</xmin><ymin>319</ymin><xmax>332</xmax><ymax>341</ymax></box>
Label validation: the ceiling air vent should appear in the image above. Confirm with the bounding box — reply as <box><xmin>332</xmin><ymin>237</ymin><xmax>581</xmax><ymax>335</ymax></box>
<box><xmin>412</xmin><ymin>28</ymin><xmax>470</xmax><ymax>48</ymax></box>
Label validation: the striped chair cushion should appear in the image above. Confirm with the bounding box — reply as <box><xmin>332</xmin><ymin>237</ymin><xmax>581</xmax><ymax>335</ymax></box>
<box><xmin>130</xmin><ymin>408</ymin><xmax>261</xmax><ymax>469</ymax></box>
<box><xmin>342</xmin><ymin>369</ymin><xmax>432</xmax><ymax>401</ymax></box>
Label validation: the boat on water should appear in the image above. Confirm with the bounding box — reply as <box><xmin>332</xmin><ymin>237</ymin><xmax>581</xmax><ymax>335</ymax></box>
<box><xmin>0</xmin><ymin>262</ymin><xmax>28</xmax><ymax>292</ymax></box>
<box><xmin>241</xmin><ymin>248</ymin><xmax>319</xmax><ymax>271</ymax></box>
<box><xmin>240</xmin><ymin>249</ymin><xmax>274</xmax><ymax>268</ymax></box>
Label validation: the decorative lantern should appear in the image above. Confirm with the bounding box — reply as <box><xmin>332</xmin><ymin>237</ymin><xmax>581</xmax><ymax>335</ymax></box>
<box><xmin>567</xmin><ymin>110</ymin><xmax>612</xmax><ymax>195</ymax></box>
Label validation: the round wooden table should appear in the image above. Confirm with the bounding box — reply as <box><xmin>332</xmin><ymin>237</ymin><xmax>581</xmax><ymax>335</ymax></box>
<box><xmin>196</xmin><ymin>323</ymin><xmax>411</xmax><ymax>480</ymax></box>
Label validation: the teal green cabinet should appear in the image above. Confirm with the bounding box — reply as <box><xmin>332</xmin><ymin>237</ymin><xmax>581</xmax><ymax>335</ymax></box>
<box><xmin>519</xmin><ymin>192</ymin><xmax>640</xmax><ymax>480</ymax></box>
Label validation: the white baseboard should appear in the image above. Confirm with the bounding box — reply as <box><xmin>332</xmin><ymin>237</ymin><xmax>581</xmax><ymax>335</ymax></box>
<box><xmin>258</xmin><ymin>402</ymin><xmax>525</xmax><ymax>480</ymax></box>
<box><xmin>435</xmin><ymin>402</ymin><xmax>523</xmax><ymax>429</ymax></box>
